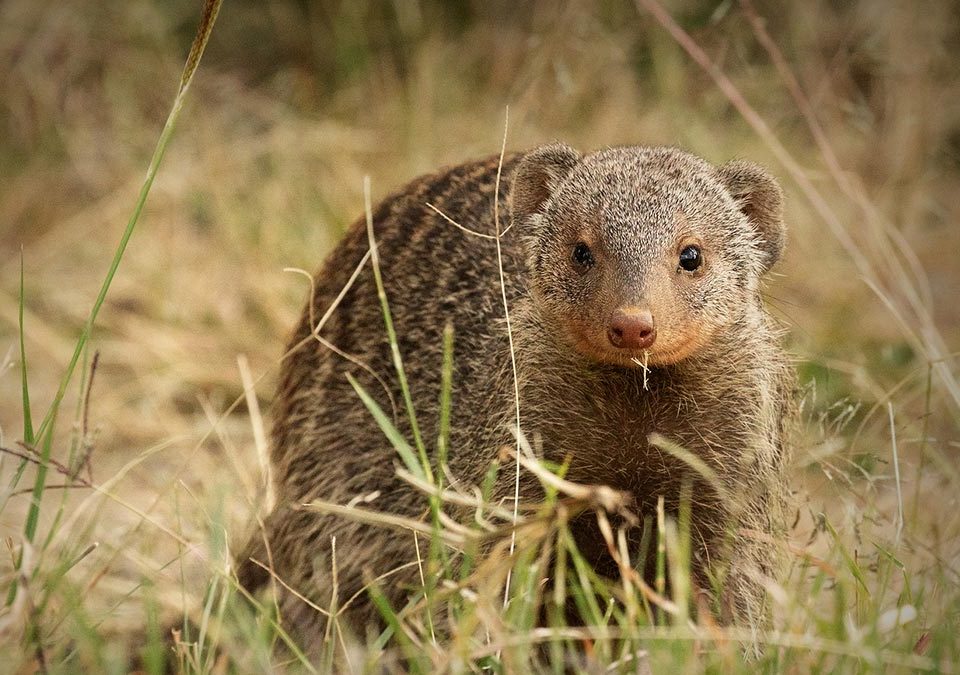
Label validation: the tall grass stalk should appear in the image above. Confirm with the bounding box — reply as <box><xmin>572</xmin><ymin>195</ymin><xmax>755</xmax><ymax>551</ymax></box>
<box><xmin>17</xmin><ymin>253</ymin><xmax>33</xmax><ymax>447</ymax></box>
<box><xmin>361</xmin><ymin>176</ymin><xmax>430</xmax><ymax>478</ymax></box>
<box><xmin>13</xmin><ymin>0</ymin><xmax>224</xmax><ymax>554</ymax></box>
<box><xmin>3</xmin><ymin>0</ymin><xmax>223</xmax><ymax>656</ymax></box>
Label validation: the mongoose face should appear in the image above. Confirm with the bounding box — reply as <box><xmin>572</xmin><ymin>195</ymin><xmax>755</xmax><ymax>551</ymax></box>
<box><xmin>511</xmin><ymin>144</ymin><xmax>785</xmax><ymax>368</ymax></box>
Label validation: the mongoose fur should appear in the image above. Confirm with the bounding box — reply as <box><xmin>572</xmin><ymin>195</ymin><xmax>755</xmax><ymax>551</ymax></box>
<box><xmin>237</xmin><ymin>143</ymin><xmax>794</xmax><ymax>645</ymax></box>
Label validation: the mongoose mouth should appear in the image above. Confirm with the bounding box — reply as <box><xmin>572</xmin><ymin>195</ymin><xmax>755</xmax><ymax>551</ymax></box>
<box><xmin>572</xmin><ymin>332</ymin><xmax>701</xmax><ymax>369</ymax></box>
<box><xmin>620</xmin><ymin>341</ymin><xmax>698</xmax><ymax>368</ymax></box>
<box><xmin>568</xmin><ymin>310</ymin><xmax>704</xmax><ymax>368</ymax></box>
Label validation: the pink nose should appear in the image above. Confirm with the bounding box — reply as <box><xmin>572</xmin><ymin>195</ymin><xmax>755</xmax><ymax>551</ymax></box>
<box><xmin>607</xmin><ymin>308</ymin><xmax>656</xmax><ymax>350</ymax></box>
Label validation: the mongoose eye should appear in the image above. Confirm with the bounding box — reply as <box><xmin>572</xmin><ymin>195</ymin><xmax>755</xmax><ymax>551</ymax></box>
<box><xmin>572</xmin><ymin>242</ymin><xmax>595</xmax><ymax>270</ymax></box>
<box><xmin>678</xmin><ymin>245</ymin><xmax>702</xmax><ymax>272</ymax></box>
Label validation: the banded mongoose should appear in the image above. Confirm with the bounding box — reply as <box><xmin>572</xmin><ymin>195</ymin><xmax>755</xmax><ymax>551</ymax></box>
<box><xmin>237</xmin><ymin>143</ymin><xmax>793</xmax><ymax>642</ymax></box>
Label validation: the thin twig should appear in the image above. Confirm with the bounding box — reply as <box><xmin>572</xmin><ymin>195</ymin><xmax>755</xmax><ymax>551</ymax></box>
<box><xmin>0</xmin><ymin>444</ymin><xmax>93</xmax><ymax>493</ymax></box>
<box><xmin>75</xmin><ymin>350</ymin><xmax>100</xmax><ymax>483</ymax></box>
<box><xmin>283</xmin><ymin>259</ymin><xmax>399</xmax><ymax>423</ymax></box>
<box><xmin>237</xmin><ymin>354</ymin><xmax>274</xmax><ymax>513</ymax></box>
<box><xmin>491</xmin><ymin>107</ymin><xmax>523</xmax><ymax>609</ymax></box>
<box><xmin>426</xmin><ymin>202</ymin><xmax>496</xmax><ymax>239</ymax></box>
<box><xmin>887</xmin><ymin>403</ymin><xmax>904</xmax><ymax>546</ymax></box>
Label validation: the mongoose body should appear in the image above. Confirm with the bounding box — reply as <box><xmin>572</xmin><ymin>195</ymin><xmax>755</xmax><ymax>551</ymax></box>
<box><xmin>238</xmin><ymin>144</ymin><xmax>793</xmax><ymax>643</ymax></box>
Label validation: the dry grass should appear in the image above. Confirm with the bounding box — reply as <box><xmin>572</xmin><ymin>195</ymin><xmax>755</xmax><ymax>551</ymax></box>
<box><xmin>1</xmin><ymin>0</ymin><xmax>958</xmax><ymax>671</ymax></box>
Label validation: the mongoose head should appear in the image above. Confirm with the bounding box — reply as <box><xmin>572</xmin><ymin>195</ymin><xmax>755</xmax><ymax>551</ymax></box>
<box><xmin>510</xmin><ymin>143</ymin><xmax>785</xmax><ymax>368</ymax></box>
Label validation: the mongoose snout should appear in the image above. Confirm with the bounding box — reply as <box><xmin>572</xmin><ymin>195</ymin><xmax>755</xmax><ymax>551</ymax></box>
<box><xmin>607</xmin><ymin>306</ymin><xmax>656</xmax><ymax>350</ymax></box>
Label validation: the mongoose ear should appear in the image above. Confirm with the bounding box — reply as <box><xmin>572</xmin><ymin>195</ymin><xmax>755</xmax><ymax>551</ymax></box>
<box><xmin>510</xmin><ymin>143</ymin><xmax>582</xmax><ymax>220</ymax></box>
<box><xmin>717</xmin><ymin>161</ymin><xmax>786</xmax><ymax>273</ymax></box>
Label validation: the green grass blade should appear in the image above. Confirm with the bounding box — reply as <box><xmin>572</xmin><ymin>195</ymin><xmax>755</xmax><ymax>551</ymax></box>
<box><xmin>667</xmin><ymin>482</ymin><xmax>693</xmax><ymax>625</ymax></box>
<box><xmin>824</xmin><ymin>517</ymin><xmax>870</xmax><ymax>595</ymax></box>
<box><xmin>17</xmin><ymin>0</ymin><xmax>223</xmax><ymax>556</ymax></box>
<box><xmin>564</xmin><ymin>528</ymin><xmax>604</xmax><ymax>625</ymax></box>
<box><xmin>347</xmin><ymin>373</ymin><xmax>425</xmax><ymax>481</ymax></box>
<box><xmin>23</xmin><ymin>417</ymin><xmax>55</xmax><ymax>544</ymax></box>
<box><xmin>436</xmin><ymin>323</ymin><xmax>454</xmax><ymax>485</ymax></box>
<box><xmin>361</xmin><ymin>177</ymin><xmax>431</xmax><ymax>481</ymax></box>
<box><xmin>656</xmin><ymin>495</ymin><xmax>667</xmax><ymax>625</ymax></box>
<box><xmin>32</xmin><ymin>0</ymin><xmax>223</xmax><ymax>449</ymax></box>
<box><xmin>3</xmin><ymin>253</ymin><xmax>35</xmax><ymax>511</ymax></box>
<box><xmin>368</xmin><ymin>582</ymin><xmax>427</xmax><ymax>674</ymax></box>
<box><xmin>141</xmin><ymin>583</ymin><xmax>165</xmax><ymax>675</ymax></box>
<box><xmin>430</xmin><ymin>322</ymin><xmax>455</xmax><ymax>574</ymax></box>
<box><xmin>18</xmin><ymin>250</ymin><xmax>34</xmax><ymax>446</ymax></box>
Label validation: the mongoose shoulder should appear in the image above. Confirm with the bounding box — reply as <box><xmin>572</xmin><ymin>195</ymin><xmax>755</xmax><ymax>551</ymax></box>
<box><xmin>237</xmin><ymin>143</ymin><xmax>794</xmax><ymax>643</ymax></box>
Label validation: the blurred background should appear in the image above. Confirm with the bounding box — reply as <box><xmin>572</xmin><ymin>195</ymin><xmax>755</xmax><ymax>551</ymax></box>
<box><xmin>0</xmin><ymin>0</ymin><xmax>958</xmax><ymax>643</ymax></box>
